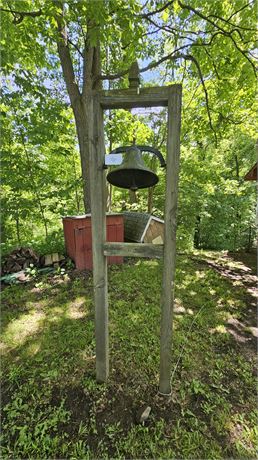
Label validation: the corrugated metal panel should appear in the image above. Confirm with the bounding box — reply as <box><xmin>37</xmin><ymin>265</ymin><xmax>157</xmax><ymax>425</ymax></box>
<box><xmin>123</xmin><ymin>212</ymin><xmax>164</xmax><ymax>243</ymax></box>
<box><xmin>123</xmin><ymin>212</ymin><xmax>150</xmax><ymax>242</ymax></box>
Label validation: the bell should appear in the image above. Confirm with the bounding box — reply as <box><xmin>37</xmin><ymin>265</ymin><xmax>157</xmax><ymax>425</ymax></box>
<box><xmin>106</xmin><ymin>146</ymin><xmax>159</xmax><ymax>191</ymax></box>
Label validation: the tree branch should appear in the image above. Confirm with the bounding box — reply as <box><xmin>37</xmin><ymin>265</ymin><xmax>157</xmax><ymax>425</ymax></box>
<box><xmin>0</xmin><ymin>7</ymin><xmax>42</xmax><ymax>24</ymax></box>
<box><xmin>206</xmin><ymin>13</ymin><xmax>255</xmax><ymax>31</ymax></box>
<box><xmin>203</xmin><ymin>48</ymin><xmax>221</xmax><ymax>80</ymax></box>
<box><xmin>143</xmin><ymin>9</ymin><xmax>256</xmax><ymax>76</ymax></box>
<box><xmin>142</xmin><ymin>52</ymin><xmax>216</xmax><ymax>142</ymax></box>
<box><xmin>67</xmin><ymin>38</ymin><xmax>84</xmax><ymax>58</ymax></box>
<box><xmin>184</xmin><ymin>54</ymin><xmax>217</xmax><ymax>143</ymax></box>
<box><xmin>205</xmin><ymin>1</ymin><xmax>255</xmax><ymax>32</ymax></box>
<box><xmin>227</xmin><ymin>2</ymin><xmax>253</xmax><ymax>21</ymax></box>
<box><xmin>229</xmin><ymin>33</ymin><xmax>257</xmax><ymax>75</ymax></box>
<box><xmin>144</xmin><ymin>15</ymin><xmax>190</xmax><ymax>40</ymax></box>
<box><xmin>97</xmin><ymin>36</ymin><xmax>219</xmax><ymax>80</ymax></box>
<box><xmin>183</xmin><ymin>84</ymin><xmax>201</xmax><ymax>111</ymax></box>
<box><xmin>178</xmin><ymin>1</ymin><xmax>255</xmax><ymax>36</ymax></box>
<box><xmin>55</xmin><ymin>3</ymin><xmax>81</xmax><ymax>107</ymax></box>
<box><xmin>141</xmin><ymin>13</ymin><xmax>208</xmax><ymax>37</ymax></box>
<box><xmin>178</xmin><ymin>1</ymin><xmax>230</xmax><ymax>33</ymax></box>
<box><xmin>139</xmin><ymin>1</ymin><xmax>174</xmax><ymax>18</ymax></box>
<box><xmin>211</xmin><ymin>109</ymin><xmax>245</xmax><ymax>126</ymax></box>
<box><xmin>82</xmin><ymin>24</ymin><xmax>94</xmax><ymax>97</ymax></box>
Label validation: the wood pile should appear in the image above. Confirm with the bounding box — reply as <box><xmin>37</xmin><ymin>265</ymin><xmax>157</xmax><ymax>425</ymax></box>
<box><xmin>2</xmin><ymin>247</ymin><xmax>39</xmax><ymax>274</ymax></box>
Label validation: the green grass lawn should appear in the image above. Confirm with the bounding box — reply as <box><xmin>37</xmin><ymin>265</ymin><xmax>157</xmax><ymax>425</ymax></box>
<box><xmin>1</xmin><ymin>251</ymin><xmax>257</xmax><ymax>459</ymax></box>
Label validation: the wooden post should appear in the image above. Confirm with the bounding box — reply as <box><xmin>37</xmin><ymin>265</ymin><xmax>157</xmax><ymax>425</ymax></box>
<box><xmin>128</xmin><ymin>61</ymin><xmax>140</xmax><ymax>89</ymax></box>
<box><xmin>159</xmin><ymin>86</ymin><xmax>182</xmax><ymax>395</ymax></box>
<box><xmin>89</xmin><ymin>94</ymin><xmax>109</xmax><ymax>382</ymax></box>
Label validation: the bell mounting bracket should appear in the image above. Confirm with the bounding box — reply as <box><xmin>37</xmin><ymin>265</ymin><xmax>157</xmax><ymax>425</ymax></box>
<box><xmin>104</xmin><ymin>145</ymin><xmax>166</xmax><ymax>169</ymax></box>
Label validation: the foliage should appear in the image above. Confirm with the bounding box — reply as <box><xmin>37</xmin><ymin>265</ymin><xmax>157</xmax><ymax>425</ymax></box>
<box><xmin>176</xmin><ymin>132</ymin><xmax>256</xmax><ymax>251</ymax></box>
<box><xmin>1</xmin><ymin>252</ymin><xmax>257</xmax><ymax>458</ymax></box>
<box><xmin>0</xmin><ymin>0</ymin><xmax>257</xmax><ymax>253</ymax></box>
<box><xmin>1</xmin><ymin>76</ymin><xmax>83</xmax><ymax>246</ymax></box>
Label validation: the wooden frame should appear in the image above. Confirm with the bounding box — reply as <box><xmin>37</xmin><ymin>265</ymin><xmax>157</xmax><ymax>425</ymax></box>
<box><xmin>89</xmin><ymin>83</ymin><xmax>182</xmax><ymax>394</ymax></box>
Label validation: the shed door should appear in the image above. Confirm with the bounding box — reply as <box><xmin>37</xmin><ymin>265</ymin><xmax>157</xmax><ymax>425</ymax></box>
<box><xmin>74</xmin><ymin>227</ymin><xmax>93</xmax><ymax>269</ymax></box>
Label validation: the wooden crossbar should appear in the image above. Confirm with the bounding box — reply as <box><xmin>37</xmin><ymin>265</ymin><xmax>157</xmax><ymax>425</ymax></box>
<box><xmin>97</xmin><ymin>85</ymin><xmax>181</xmax><ymax>109</ymax></box>
<box><xmin>103</xmin><ymin>242</ymin><xmax>163</xmax><ymax>258</ymax></box>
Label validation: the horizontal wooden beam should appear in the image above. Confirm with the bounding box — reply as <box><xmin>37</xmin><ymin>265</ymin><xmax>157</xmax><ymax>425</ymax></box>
<box><xmin>97</xmin><ymin>85</ymin><xmax>181</xmax><ymax>109</ymax></box>
<box><xmin>103</xmin><ymin>242</ymin><xmax>164</xmax><ymax>258</ymax></box>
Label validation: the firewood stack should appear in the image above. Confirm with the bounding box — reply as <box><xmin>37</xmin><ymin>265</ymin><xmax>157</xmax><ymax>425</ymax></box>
<box><xmin>2</xmin><ymin>247</ymin><xmax>39</xmax><ymax>274</ymax></box>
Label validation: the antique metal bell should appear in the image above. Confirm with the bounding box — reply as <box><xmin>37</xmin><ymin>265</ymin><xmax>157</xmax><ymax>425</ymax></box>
<box><xmin>106</xmin><ymin>146</ymin><xmax>159</xmax><ymax>191</ymax></box>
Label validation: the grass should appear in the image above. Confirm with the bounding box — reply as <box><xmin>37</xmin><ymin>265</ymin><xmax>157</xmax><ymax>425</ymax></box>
<box><xmin>1</xmin><ymin>251</ymin><xmax>257</xmax><ymax>459</ymax></box>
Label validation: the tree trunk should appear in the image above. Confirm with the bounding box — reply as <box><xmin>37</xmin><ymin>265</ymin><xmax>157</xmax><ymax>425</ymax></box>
<box><xmin>56</xmin><ymin>6</ymin><xmax>102</xmax><ymax>213</ymax></box>
<box><xmin>148</xmin><ymin>187</ymin><xmax>154</xmax><ymax>213</ymax></box>
<box><xmin>194</xmin><ymin>215</ymin><xmax>201</xmax><ymax>248</ymax></box>
<box><xmin>234</xmin><ymin>154</ymin><xmax>241</xmax><ymax>249</ymax></box>
<box><xmin>147</xmin><ymin>156</ymin><xmax>157</xmax><ymax>213</ymax></box>
<box><xmin>129</xmin><ymin>190</ymin><xmax>137</xmax><ymax>204</ymax></box>
<box><xmin>235</xmin><ymin>154</ymin><xmax>240</xmax><ymax>180</ymax></box>
<box><xmin>15</xmin><ymin>213</ymin><xmax>21</xmax><ymax>245</ymax></box>
<box><xmin>71</xmin><ymin>152</ymin><xmax>81</xmax><ymax>213</ymax></box>
<box><xmin>75</xmin><ymin>106</ymin><xmax>92</xmax><ymax>212</ymax></box>
<box><xmin>246</xmin><ymin>225</ymin><xmax>253</xmax><ymax>252</ymax></box>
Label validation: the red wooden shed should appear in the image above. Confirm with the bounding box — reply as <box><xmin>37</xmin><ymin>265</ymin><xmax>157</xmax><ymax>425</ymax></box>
<box><xmin>63</xmin><ymin>213</ymin><xmax>124</xmax><ymax>270</ymax></box>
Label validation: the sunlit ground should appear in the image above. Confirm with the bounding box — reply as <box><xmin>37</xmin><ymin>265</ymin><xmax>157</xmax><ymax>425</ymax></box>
<box><xmin>1</xmin><ymin>251</ymin><xmax>257</xmax><ymax>459</ymax></box>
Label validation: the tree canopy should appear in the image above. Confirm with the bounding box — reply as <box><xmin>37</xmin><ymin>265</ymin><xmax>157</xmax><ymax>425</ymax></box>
<box><xmin>1</xmin><ymin>0</ymin><xmax>257</xmax><ymax>254</ymax></box>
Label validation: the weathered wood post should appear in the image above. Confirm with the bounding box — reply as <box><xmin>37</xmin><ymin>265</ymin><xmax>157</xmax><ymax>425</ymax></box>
<box><xmin>89</xmin><ymin>94</ymin><xmax>109</xmax><ymax>382</ymax></box>
<box><xmin>159</xmin><ymin>86</ymin><xmax>182</xmax><ymax>395</ymax></box>
<box><xmin>128</xmin><ymin>61</ymin><xmax>141</xmax><ymax>89</ymax></box>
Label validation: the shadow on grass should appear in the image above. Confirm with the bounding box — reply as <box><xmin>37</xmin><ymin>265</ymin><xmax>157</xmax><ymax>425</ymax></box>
<box><xmin>1</xmin><ymin>271</ymin><xmax>95</xmax><ymax>341</ymax></box>
<box><xmin>228</xmin><ymin>250</ymin><xmax>257</xmax><ymax>274</ymax></box>
<box><xmin>187</xmin><ymin>252</ymin><xmax>257</xmax><ymax>347</ymax></box>
<box><xmin>1</xmin><ymin>255</ymin><xmax>257</xmax><ymax>459</ymax></box>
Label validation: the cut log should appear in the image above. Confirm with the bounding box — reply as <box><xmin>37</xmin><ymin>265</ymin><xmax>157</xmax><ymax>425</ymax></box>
<box><xmin>43</xmin><ymin>253</ymin><xmax>65</xmax><ymax>267</ymax></box>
